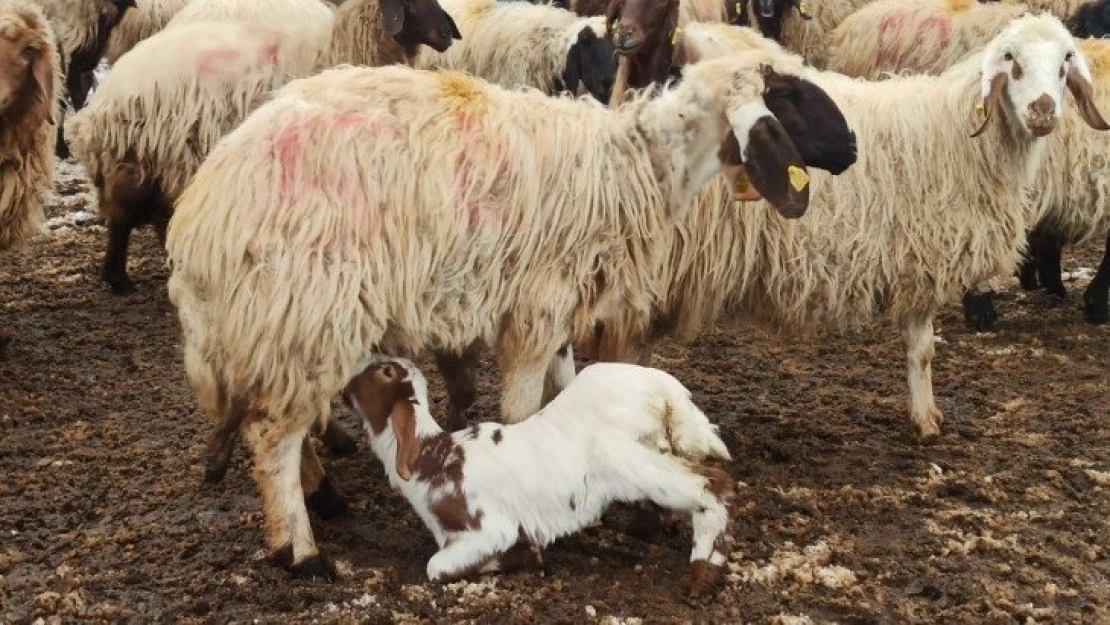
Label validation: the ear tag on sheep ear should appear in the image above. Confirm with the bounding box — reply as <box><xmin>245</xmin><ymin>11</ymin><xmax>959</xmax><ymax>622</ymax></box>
<box><xmin>798</xmin><ymin>1</ymin><xmax>811</xmax><ymax>17</ymax></box>
<box><xmin>975</xmin><ymin>100</ymin><xmax>985</xmax><ymax>116</ymax></box>
<box><xmin>735</xmin><ymin>169</ymin><xmax>751</xmax><ymax>192</ymax></box>
<box><xmin>671</xmin><ymin>28</ymin><xmax>683</xmax><ymax>45</ymax></box>
<box><xmin>787</xmin><ymin>166</ymin><xmax>809</xmax><ymax>192</ymax></box>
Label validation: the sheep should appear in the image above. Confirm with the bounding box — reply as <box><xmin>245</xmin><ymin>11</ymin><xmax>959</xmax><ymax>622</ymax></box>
<box><xmin>166</xmin><ymin>0</ymin><xmax>333</xmax><ymax>32</ymax></box>
<box><xmin>828</xmin><ymin>0</ymin><xmax>1110</xmax><ymax>326</ymax></box>
<box><xmin>105</xmin><ymin>0</ymin><xmax>192</xmax><ymax>63</ymax></box>
<box><xmin>65</xmin><ymin>0</ymin><xmax>458</xmax><ymax>295</ymax></box>
<box><xmin>415</xmin><ymin>0</ymin><xmax>616</xmax><ymax>102</ymax></box>
<box><xmin>162</xmin><ymin>52</ymin><xmax>853</xmax><ymax>575</ymax></box>
<box><xmin>0</xmin><ymin>0</ymin><xmax>59</xmax><ymax>354</ymax></box>
<box><xmin>739</xmin><ymin>0</ymin><xmax>875</xmax><ymax>68</ymax></box>
<box><xmin>596</xmin><ymin>9</ymin><xmax>1106</xmax><ymax>441</ymax></box>
<box><xmin>33</xmin><ymin>0</ymin><xmax>135</xmax><ymax>156</ymax></box>
<box><xmin>1067</xmin><ymin>0</ymin><xmax>1110</xmax><ymax>37</ymax></box>
<box><xmin>345</xmin><ymin>357</ymin><xmax>735</xmax><ymax>594</ymax></box>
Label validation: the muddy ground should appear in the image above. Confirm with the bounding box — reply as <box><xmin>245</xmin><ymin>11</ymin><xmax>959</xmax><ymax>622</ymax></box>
<box><xmin>0</xmin><ymin>162</ymin><xmax>1107</xmax><ymax>624</ymax></box>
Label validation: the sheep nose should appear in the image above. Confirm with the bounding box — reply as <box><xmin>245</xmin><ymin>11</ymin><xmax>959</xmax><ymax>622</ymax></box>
<box><xmin>1026</xmin><ymin>95</ymin><xmax>1058</xmax><ymax>137</ymax></box>
<box><xmin>612</xmin><ymin>27</ymin><xmax>641</xmax><ymax>54</ymax></box>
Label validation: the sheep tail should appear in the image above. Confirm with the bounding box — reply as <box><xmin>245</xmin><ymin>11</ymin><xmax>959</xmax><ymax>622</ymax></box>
<box><xmin>656</xmin><ymin>371</ymin><xmax>731</xmax><ymax>462</ymax></box>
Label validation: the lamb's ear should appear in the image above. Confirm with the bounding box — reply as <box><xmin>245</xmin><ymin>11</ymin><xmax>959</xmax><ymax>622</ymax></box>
<box><xmin>1066</xmin><ymin>51</ymin><xmax>1110</xmax><ymax>131</ymax></box>
<box><xmin>30</xmin><ymin>48</ymin><xmax>54</xmax><ymax>126</ymax></box>
<box><xmin>391</xmin><ymin>396</ymin><xmax>420</xmax><ymax>481</ymax></box>
<box><xmin>383</xmin><ymin>0</ymin><xmax>406</xmax><ymax>37</ymax></box>
<box><xmin>563</xmin><ymin>37</ymin><xmax>582</xmax><ymax>94</ymax></box>
<box><xmin>726</xmin><ymin>102</ymin><xmax>811</xmax><ymax>218</ymax></box>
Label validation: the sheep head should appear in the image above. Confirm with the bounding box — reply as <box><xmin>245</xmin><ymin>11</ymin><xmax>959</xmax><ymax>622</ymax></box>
<box><xmin>606</xmin><ymin>0</ymin><xmax>679</xmax><ymax>55</ymax></box>
<box><xmin>562</xmin><ymin>24</ymin><xmax>616</xmax><ymax>103</ymax></box>
<box><xmin>973</xmin><ymin>14</ymin><xmax>1109</xmax><ymax>139</ymax></box>
<box><xmin>382</xmin><ymin>0</ymin><xmax>461</xmax><ymax>54</ymax></box>
<box><xmin>0</xmin><ymin>5</ymin><xmax>55</xmax><ymax>125</ymax></box>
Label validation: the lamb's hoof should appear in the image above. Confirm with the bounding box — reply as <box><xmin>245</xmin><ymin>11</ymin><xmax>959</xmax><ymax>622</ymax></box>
<box><xmin>1083</xmin><ymin>289</ymin><xmax>1108</xmax><ymax>325</ymax></box>
<box><xmin>321</xmin><ymin>422</ymin><xmax>358</xmax><ymax>457</ymax></box>
<box><xmin>105</xmin><ymin>275</ymin><xmax>136</xmax><ymax>295</ymax></box>
<box><xmin>687</xmin><ymin>559</ymin><xmax>725</xmax><ymax>598</ymax></box>
<box><xmin>1018</xmin><ymin>270</ymin><xmax>1039</xmax><ymax>291</ymax></box>
<box><xmin>624</xmin><ymin>506</ymin><xmax>664</xmax><ymax>542</ymax></box>
<box><xmin>961</xmin><ymin>291</ymin><xmax>998</xmax><ymax>332</ymax></box>
<box><xmin>305</xmin><ymin>477</ymin><xmax>349</xmax><ymax>519</ymax></box>
<box><xmin>271</xmin><ymin>545</ymin><xmax>336</xmax><ymax>582</ymax></box>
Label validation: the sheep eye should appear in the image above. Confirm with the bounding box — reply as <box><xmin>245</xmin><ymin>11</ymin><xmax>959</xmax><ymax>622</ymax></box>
<box><xmin>1065</xmin><ymin>51</ymin><xmax>1075</xmax><ymax>62</ymax></box>
<box><xmin>20</xmin><ymin>46</ymin><xmax>37</xmax><ymax>61</ymax></box>
<box><xmin>1003</xmin><ymin>52</ymin><xmax>1014</xmax><ymax>61</ymax></box>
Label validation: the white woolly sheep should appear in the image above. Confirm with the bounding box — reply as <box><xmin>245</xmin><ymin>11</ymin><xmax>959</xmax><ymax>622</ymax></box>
<box><xmin>105</xmin><ymin>0</ymin><xmax>192</xmax><ymax>64</ymax></box>
<box><xmin>829</xmin><ymin>0</ymin><xmax>1110</xmax><ymax>326</ymax></box>
<box><xmin>166</xmin><ymin>0</ymin><xmax>333</xmax><ymax>32</ymax></box>
<box><xmin>639</xmin><ymin>15</ymin><xmax>1109</xmax><ymax>440</ymax></box>
<box><xmin>0</xmin><ymin>0</ymin><xmax>59</xmax><ymax>353</ymax></box>
<box><xmin>33</xmin><ymin>0</ymin><xmax>135</xmax><ymax>156</ymax></box>
<box><xmin>162</xmin><ymin>55</ymin><xmax>845</xmax><ymax>576</ymax></box>
<box><xmin>65</xmin><ymin>0</ymin><xmax>459</xmax><ymax>294</ymax></box>
<box><xmin>415</xmin><ymin>0</ymin><xmax>615</xmax><ymax>102</ymax></box>
<box><xmin>345</xmin><ymin>357</ymin><xmax>735</xmax><ymax>594</ymax></box>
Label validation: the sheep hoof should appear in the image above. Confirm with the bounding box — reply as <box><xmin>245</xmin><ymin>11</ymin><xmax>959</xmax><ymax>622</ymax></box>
<box><xmin>686</xmin><ymin>559</ymin><xmax>725</xmax><ymax>598</ymax></box>
<box><xmin>914</xmin><ymin>413</ymin><xmax>943</xmax><ymax>442</ymax></box>
<box><xmin>290</xmin><ymin>555</ymin><xmax>336</xmax><ymax>583</ymax></box>
<box><xmin>1083</xmin><ymin>289</ymin><xmax>1107</xmax><ymax>324</ymax></box>
<box><xmin>961</xmin><ymin>291</ymin><xmax>998</xmax><ymax>332</ymax></box>
<box><xmin>106</xmin><ymin>276</ymin><xmax>136</xmax><ymax>295</ymax></box>
<box><xmin>321</xmin><ymin>422</ymin><xmax>358</xmax><ymax>457</ymax></box>
<box><xmin>305</xmin><ymin>477</ymin><xmax>349</xmax><ymax>520</ymax></box>
<box><xmin>1044</xmin><ymin>282</ymin><xmax>1067</xmax><ymax>299</ymax></box>
<box><xmin>202</xmin><ymin>457</ymin><xmax>230</xmax><ymax>483</ymax></box>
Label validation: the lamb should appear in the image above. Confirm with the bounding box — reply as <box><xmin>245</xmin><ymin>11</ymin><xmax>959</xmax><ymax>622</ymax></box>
<box><xmin>345</xmin><ymin>357</ymin><xmax>735</xmax><ymax>594</ymax></box>
<box><xmin>162</xmin><ymin>54</ymin><xmax>851</xmax><ymax>576</ymax></box>
<box><xmin>415</xmin><ymin>0</ymin><xmax>615</xmax><ymax>102</ymax></box>
<box><xmin>105</xmin><ymin>0</ymin><xmax>192</xmax><ymax>63</ymax></box>
<box><xmin>598</xmin><ymin>12</ymin><xmax>1106</xmax><ymax>440</ymax></box>
<box><xmin>65</xmin><ymin>0</ymin><xmax>458</xmax><ymax>295</ymax></box>
<box><xmin>0</xmin><ymin>0</ymin><xmax>60</xmax><ymax>354</ymax></box>
<box><xmin>828</xmin><ymin>0</ymin><xmax>1110</xmax><ymax>326</ymax></box>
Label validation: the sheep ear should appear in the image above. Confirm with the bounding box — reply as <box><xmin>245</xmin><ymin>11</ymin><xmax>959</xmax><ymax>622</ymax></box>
<box><xmin>390</xmin><ymin>398</ymin><xmax>420</xmax><ymax>481</ymax></box>
<box><xmin>563</xmin><ymin>39</ymin><xmax>582</xmax><ymax>94</ymax></box>
<box><xmin>1066</xmin><ymin>55</ymin><xmax>1110</xmax><ymax>131</ymax></box>
<box><xmin>30</xmin><ymin>49</ymin><xmax>55</xmax><ymax>126</ymax></box>
<box><xmin>971</xmin><ymin>72</ymin><xmax>1007</xmax><ymax>138</ymax></box>
<box><xmin>382</xmin><ymin>0</ymin><xmax>406</xmax><ymax>37</ymax></box>
<box><xmin>727</xmin><ymin>102</ymin><xmax>810</xmax><ymax>219</ymax></box>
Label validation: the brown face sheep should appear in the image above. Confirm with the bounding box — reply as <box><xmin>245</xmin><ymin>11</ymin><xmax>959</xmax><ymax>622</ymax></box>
<box><xmin>0</xmin><ymin>0</ymin><xmax>60</xmax><ymax>354</ymax></box>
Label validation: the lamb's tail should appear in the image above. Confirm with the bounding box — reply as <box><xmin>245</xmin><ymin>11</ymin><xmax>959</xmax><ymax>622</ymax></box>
<box><xmin>655</xmin><ymin>371</ymin><xmax>731</xmax><ymax>462</ymax></box>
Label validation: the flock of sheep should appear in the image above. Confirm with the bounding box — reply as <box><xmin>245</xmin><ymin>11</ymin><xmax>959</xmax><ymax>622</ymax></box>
<box><xmin>1</xmin><ymin>0</ymin><xmax>1108</xmax><ymax>598</ymax></box>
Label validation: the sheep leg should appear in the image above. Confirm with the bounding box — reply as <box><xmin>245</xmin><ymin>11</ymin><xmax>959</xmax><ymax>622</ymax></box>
<box><xmin>541</xmin><ymin>342</ymin><xmax>576</xmax><ymax>405</ymax></box>
<box><xmin>960</xmin><ymin>282</ymin><xmax>998</xmax><ymax>332</ymax></box>
<box><xmin>498</xmin><ymin>324</ymin><xmax>567</xmax><ymax>423</ymax></box>
<box><xmin>426</xmin><ymin>530</ymin><xmax>518</xmax><ymax>583</ymax></box>
<box><xmin>203</xmin><ymin>393</ymin><xmax>247</xmax><ymax>483</ymax></box>
<box><xmin>103</xmin><ymin>220</ymin><xmax>137</xmax><ymax>295</ymax></box>
<box><xmin>604</xmin><ymin>442</ymin><xmax>733</xmax><ymax>596</ymax></box>
<box><xmin>300</xmin><ymin>438</ymin><xmax>348</xmax><ymax>519</ymax></box>
<box><xmin>900</xmin><ymin>315</ymin><xmax>943</xmax><ymax>440</ymax></box>
<box><xmin>1083</xmin><ymin>231</ymin><xmax>1110</xmax><ymax>325</ymax></box>
<box><xmin>1018</xmin><ymin>242</ymin><xmax>1039</xmax><ymax>290</ymax></box>
<box><xmin>1029</xmin><ymin>227</ymin><xmax>1067</xmax><ymax>298</ymax></box>
<box><xmin>54</xmin><ymin>106</ymin><xmax>70</xmax><ymax>159</ymax></box>
<box><xmin>434</xmin><ymin>344</ymin><xmax>482</xmax><ymax>431</ymax></box>
<box><xmin>242</xmin><ymin>414</ymin><xmax>331</xmax><ymax>580</ymax></box>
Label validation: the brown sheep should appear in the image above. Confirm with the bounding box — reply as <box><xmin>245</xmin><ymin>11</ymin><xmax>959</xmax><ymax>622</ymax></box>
<box><xmin>0</xmin><ymin>0</ymin><xmax>60</xmax><ymax>354</ymax></box>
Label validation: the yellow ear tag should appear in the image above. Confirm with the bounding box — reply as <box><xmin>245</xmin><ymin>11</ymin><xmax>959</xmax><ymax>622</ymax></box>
<box><xmin>787</xmin><ymin>166</ymin><xmax>809</xmax><ymax>191</ymax></box>
<box><xmin>671</xmin><ymin>28</ymin><xmax>683</xmax><ymax>45</ymax></box>
<box><xmin>975</xmin><ymin>101</ymin><xmax>985</xmax><ymax>116</ymax></box>
<box><xmin>798</xmin><ymin>1</ymin><xmax>811</xmax><ymax>17</ymax></box>
<box><xmin>735</xmin><ymin>169</ymin><xmax>751</xmax><ymax>192</ymax></box>
<box><xmin>735</xmin><ymin>2</ymin><xmax>742</xmax><ymax>14</ymax></box>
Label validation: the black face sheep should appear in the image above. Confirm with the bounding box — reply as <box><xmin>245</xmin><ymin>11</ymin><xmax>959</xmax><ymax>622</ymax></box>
<box><xmin>164</xmin><ymin>54</ymin><xmax>837</xmax><ymax>577</ymax></box>
<box><xmin>0</xmin><ymin>0</ymin><xmax>59</xmax><ymax>354</ymax></box>
<box><xmin>345</xmin><ymin>357</ymin><xmax>736</xmax><ymax>595</ymax></box>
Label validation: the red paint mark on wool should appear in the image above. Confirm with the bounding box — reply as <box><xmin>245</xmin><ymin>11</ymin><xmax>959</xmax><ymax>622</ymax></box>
<box><xmin>452</xmin><ymin>113</ymin><xmax>511</xmax><ymax>232</ymax></box>
<box><xmin>196</xmin><ymin>48</ymin><xmax>243</xmax><ymax>75</ymax></box>
<box><xmin>272</xmin><ymin>110</ymin><xmax>399</xmax><ymax>239</ymax></box>
<box><xmin>877</xmin><ymin>12</ymin><xmax>951</xmax><ymax>72</ymax></box>
<box><xmin>259</xmin><ymin>43</ymin><xmax>280</xmax><ymax>68</ymax></box>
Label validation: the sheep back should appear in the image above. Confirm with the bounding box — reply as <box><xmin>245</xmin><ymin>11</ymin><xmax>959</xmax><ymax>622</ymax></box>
<box><xmin>65</xmin><ymin>20</ymin><xmax>320</xmax><ymax>210</ymax></box>
<box><xmin>105</xmin><ymin>0</ymin><xmax>192</xmax><ymax>64</ymax></box>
